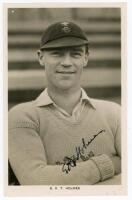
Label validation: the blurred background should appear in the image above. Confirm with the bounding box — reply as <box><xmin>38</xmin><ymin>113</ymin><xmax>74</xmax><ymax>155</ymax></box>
<box><xmin>8</xmin><ymin>8</ymin><xmax>121</xmax><ymax>110</ymax></box>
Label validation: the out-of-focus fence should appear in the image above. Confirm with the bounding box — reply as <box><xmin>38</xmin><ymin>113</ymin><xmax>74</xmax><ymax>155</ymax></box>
<box><xmin>8</xmin><ymin>8</ymin><xmax>121</xmax><ymax>109</ymax></box>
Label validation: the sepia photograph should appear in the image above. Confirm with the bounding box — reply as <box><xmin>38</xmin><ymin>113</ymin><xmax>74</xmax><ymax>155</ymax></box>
<box><xmin>5</xmin><ymin>2</ymin><xmax>127</xmax><ymax>196</ymax></box>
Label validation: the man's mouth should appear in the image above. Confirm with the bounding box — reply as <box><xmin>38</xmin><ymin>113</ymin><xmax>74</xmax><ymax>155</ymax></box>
<box><xmin>56</xmin><ymin>71</ymin><xmax>76</xmax><ymax>74</ymax></box>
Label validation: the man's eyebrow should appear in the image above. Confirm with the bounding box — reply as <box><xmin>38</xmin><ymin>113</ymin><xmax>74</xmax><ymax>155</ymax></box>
<box><xmin>71</xmin><ymin>47</ymin><xmax>84</xmax><ymax>52</ymax></box>
<box><xmin>45</xmin><ymin>48</ymin><xmax>61</xmax><ymax>51</ymax></box>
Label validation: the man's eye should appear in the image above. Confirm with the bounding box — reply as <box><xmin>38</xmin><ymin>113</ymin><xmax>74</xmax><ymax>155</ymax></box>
<box><xmin>72</xmin><ymin>52</ymin><xmax>82</xmax><ymax>57</ymax></box>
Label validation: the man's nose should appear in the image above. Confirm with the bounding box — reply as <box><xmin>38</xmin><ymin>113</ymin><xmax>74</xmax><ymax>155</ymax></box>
<box><xmin>61</xmin><ymin>53</ymin><xmax>72</xmax><ymax>67</ymax></box>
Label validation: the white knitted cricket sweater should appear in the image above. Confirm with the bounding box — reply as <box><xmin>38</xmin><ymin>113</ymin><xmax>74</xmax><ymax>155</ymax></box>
<box><xmin>8</xmin><ymin>95</ymin><xmax>121</xmax><ymax>185</ymax></box>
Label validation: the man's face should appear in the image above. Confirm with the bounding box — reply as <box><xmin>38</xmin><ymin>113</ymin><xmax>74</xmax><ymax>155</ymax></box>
<box><xmin>38</xmin><ymin>45</ymin><xmax>88</xmax><ymax>91</ymax></box>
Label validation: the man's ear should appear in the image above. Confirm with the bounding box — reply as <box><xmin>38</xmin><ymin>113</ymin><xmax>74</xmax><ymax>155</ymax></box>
<box><xmin>37</xmin><ymin>50</ymin><xmax>45</xmax><ymax>66</ymax></box>
<box><xmin>83</xmin><ymin>53</ymin><xmax>89</xmax><ymax>68</ymax></box>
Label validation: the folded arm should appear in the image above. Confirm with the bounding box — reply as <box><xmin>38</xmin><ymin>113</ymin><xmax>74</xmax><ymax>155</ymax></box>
<box><xmin>9</xmin><ymin>127</ymin><xmax>115</xmax><ymax>185</ymax></box>
<box><xmin>8</xmin><ymin>102</ymin><xmax>121</xmax><ymax>185</ymax></box>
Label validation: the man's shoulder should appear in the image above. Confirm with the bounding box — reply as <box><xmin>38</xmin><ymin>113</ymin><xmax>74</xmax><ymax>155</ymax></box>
<box><xmin>8</xmin><ymin>101</ymin><xmax>39</xmax><ymax>124</ymax></box>
<box><xmin>90</xmin><ymin>98</ymin><xmax>121</xmax><ymax>113</ymax></box>
<box><xmin>9</xmin><ymin>101</ymin><xmax>39</xmax><ymax>130</ymax></box>
<box><xmin>8</xmin><ymin>100</ymin><xmax>42</xmax><ymax>130</ymax></box>
<box><xmin>9</xmin><ymin>101</ymin><xmax>36</xmax><ymax>115</ymax></box>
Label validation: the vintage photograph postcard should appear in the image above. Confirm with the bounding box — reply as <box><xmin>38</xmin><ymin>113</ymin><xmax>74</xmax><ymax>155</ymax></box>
<box><xmin>4</xmin><ymin>2</ymin><xmax>127</xmax><ymax>196</ymax></box>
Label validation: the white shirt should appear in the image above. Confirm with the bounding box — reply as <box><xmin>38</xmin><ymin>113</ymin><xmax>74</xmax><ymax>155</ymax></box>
<box><xmin>36</xmin><ymin>88</ymin><xmax>95</xmax><ymax>122</ymax></box>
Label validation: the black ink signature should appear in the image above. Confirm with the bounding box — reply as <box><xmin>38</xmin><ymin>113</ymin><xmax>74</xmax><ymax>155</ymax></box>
<box><xmin>56</xmin><ymin>129</ymin><xmax>105</xmax><ymax>174</ymax></box>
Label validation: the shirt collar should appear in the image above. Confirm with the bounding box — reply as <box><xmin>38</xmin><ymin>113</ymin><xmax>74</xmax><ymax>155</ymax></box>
<box><xmin>35</xmin><ymin>88</ymin><xmax>96</xmax><ymax>109</ymax></box>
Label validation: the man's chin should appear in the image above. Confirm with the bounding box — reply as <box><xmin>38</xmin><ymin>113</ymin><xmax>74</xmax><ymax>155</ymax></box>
<box><xmin>57</xmin><ymin>83</ymin><xmax>79</xmax><ymax>91</ymax></box>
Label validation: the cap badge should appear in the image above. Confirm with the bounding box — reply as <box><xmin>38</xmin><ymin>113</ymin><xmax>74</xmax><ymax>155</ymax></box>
<box><xmin>61</xmin><ymin>22</ymin><xmax>71</xmax><ymax>33</ymax></box>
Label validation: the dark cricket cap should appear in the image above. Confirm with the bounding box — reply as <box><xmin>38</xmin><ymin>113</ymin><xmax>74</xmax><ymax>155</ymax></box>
<box><xmin>40</xmin><ymin>21</ymin><xmax>89</xmax><ymax>49</ymax></box>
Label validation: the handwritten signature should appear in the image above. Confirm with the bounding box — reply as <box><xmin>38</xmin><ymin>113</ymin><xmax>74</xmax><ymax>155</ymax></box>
<box><xmin>56</xmin><ymin>129</ymin><xmax>105</xmax><ymax>174</ymax></box>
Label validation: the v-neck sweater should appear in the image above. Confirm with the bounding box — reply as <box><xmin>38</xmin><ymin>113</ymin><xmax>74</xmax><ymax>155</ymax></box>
<box><xmin>8</xmin><ymin>96</ymin><xmax>121</xmax><ymax>185</ymax></box>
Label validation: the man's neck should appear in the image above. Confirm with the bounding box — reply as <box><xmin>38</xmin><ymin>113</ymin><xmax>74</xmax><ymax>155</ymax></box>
<box><xmin>47</xmin><ymin>87</ymin><xmax>82</xmax><ymax>115</ymax></box>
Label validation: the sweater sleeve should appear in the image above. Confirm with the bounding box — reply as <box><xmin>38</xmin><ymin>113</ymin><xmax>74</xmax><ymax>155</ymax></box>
<box><xmin>102</xmin><ymin>102</ymin><xmax>121</xmax><ymax>175</ymax></box>
<box><xmin>114</xmin><ymin>104</ymin><xmax>121</xmax><ymax>158</ymax></box>
<box><xmin>111</xmin><ymin>103</ymin><xmax>121</xmax><ymax>175</ymax></box>
<box><xmin>8</xmin><ymin>104</ymin><xmax>114</xmax><ymax>185</ymax></box>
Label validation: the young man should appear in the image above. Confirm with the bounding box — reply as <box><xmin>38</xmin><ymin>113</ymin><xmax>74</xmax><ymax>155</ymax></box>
<box><xmin>8</xmin><ymin>21</ymin><xmax>121</xmax><ymax>185</ymax></box>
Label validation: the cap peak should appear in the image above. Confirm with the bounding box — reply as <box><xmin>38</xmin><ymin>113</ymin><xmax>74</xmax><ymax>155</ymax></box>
<box><xmin>40</xmin><ymin>21</ymin><xmax>88</xmax><ymax>49</ymax></box>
